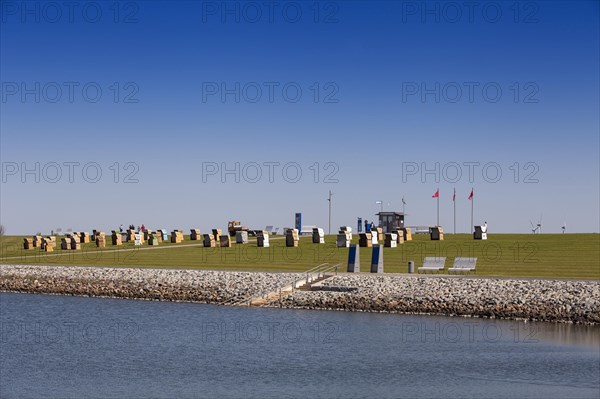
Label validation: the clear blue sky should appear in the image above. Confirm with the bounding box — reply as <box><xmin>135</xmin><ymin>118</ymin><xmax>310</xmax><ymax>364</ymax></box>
<box><xmin>1</xmin><ymin>0</ymin><xmax>598</xmax><ymax>235</ymax></box>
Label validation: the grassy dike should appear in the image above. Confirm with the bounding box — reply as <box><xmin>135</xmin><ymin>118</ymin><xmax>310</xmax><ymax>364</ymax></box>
<box><xmin>0</xmin><ymin>233</ymin><xmax>598</xmax><ymax>280</ymax></box>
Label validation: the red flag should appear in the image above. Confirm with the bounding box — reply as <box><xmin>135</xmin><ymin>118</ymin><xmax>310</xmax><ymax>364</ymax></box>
<box><xmin>452</xmin><ymin>188</ymin><xmax>456</xmax><ymax>202</ymax></box>
<box><xmin>432</xmin><ymin>189</ymin><xmax>439</xmax><ymax>198</ymax></box>
<box><xmin>468</xmin><ymin>189</ymin><xmax>474</xmax><ymax>200</ymax></box>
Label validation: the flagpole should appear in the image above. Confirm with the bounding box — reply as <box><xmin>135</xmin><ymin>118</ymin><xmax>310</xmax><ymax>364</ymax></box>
<box><xmin>453</xmin><ymin>189</ymin><xmax>456</xmax><ymax>234</ymax></box>
<box><xmin>328</xmin><ymin>190</ymin><xmax>333</xmax><ymax>235</ymax></box>
<box><xmin>437</xmin><ymin>189</ymin><xmax>439</xmax><ymax>227</ymax></box>
<box><xmin>470</xmin><ymin>188</ymin><xmax>474</xmax><ymax>234</ymax></box>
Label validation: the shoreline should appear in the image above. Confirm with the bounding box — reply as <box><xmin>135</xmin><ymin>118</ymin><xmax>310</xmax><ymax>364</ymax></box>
<box><xmin>274</xmin><ymin>275</ymin><xmax>600</xmax><ymax>325</ymax></box>
<box><xmin>1</xmin><ymin>264</ymin><xmax>598</xmax><ymax>325</ymax></box>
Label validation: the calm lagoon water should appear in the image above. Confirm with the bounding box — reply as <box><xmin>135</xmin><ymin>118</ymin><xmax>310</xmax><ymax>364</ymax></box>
<box><xmin>1</xmin><ymin>292</ymin><xmax>599</xmax><ymax>399</ymax></box>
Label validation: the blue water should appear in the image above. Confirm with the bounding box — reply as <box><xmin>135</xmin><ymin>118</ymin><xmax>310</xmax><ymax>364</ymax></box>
<box><xmin>1</xmin><ymin>293</ymin><xmax>599</xmax><ymax>399</ymax></box>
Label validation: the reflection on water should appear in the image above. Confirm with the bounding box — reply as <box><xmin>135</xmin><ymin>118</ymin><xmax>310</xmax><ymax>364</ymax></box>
<box><xmin>1</xmin><ymin>293</ymin><xmax>599</xmax><ymax>399</ymax></box>
<box><xmin>532</xmin><ymin>321</ymin><xmax>600</xmax><ymax>348</ymax></box>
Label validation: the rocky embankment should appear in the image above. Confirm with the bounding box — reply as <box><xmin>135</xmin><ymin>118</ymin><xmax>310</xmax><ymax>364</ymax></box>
<box><xmin>0</xmin><ymin>265</ymin><xmax>303</xmax><ymax>304</ymax></box>
<box><xmin>277</xmin><ymin>274</ymin><xmax>600</xmax><ymax>324</ymax></box>
<box><xmin>1</xmin><ymin>265</ymin><xmax>598</xmax><ymax>324</ymax></box>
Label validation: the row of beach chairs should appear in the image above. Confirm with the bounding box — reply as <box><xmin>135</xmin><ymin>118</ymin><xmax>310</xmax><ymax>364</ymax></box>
<box><xmin>418</xmin><ymin>257</ymin><xmax>477</xmax><ymax>274</ymax></box>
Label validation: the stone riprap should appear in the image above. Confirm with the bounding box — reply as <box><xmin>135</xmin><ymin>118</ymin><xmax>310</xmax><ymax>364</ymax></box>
<box><xmin>276</xmin><ymin>274</ymin><xmax>600</xmax><ymax>324</ymax></box>
<box><xmin>0</xmin><ymin>265</ymin><xmax>303</xmax><ymax>304</ymax></box>
<box><xmin>1</xmin><ymin>265</ymin><xmax>598</xmax><ymax>324</ymax></box>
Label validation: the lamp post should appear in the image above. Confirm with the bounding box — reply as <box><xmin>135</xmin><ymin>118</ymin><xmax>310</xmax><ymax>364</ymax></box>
<box><xmin>375</xmin><ymin>200</ymin><xmax>383</xmax><ymax>229</ymax></box>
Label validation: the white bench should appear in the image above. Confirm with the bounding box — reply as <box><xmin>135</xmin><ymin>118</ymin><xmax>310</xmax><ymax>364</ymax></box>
<box><xmin>449</xmin><ymin>257</ymin><xmax>477</xmax><ymax>273</ymax></box>
<box><xmin>417</xmin><ymin>257</ymin><xmax>446</xmax><ymax>273</ymax></box>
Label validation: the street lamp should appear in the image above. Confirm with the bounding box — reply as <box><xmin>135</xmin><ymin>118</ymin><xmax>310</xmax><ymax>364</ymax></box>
<box><xmin>375</xmin><ymin>200</ymin><xmax>383</xmax><ymax>228</ymax></box>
